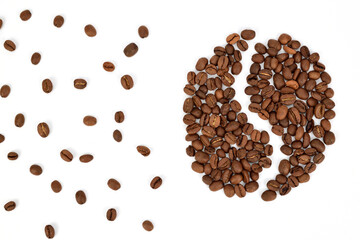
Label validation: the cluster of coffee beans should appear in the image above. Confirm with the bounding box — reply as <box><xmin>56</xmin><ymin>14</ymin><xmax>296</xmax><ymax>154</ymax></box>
<box><xmin>245</xmin><ymin>34</ymin><xmax>335</xmax><ymax>201</ymax></box>
<box><xmin>1</xmin><ymin>9</ymin><xmax>156</xmax><ymax>238</ymax></box>
<box><xmin>184</xmin><ymin>29</ymin><xmax>274</xmax><ymax>198</ymax></box>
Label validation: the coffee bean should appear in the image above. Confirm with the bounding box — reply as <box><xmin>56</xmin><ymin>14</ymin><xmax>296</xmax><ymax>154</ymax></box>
<box><xmin>121</xmin><ymin>74</ymin><xmax>134</xmax><ymax>90</ymax></box>
<box><xmin>53</xmin><ymin>15</ymin><xmax>64</xmax><ymax>28</ymax></box>
<box><xmin>224</xmin><ymin>184</ymin><xmax>235</xmax><ymax>197</ymax></box>
<box><xmin>4</xmin><ymin>201</ymin><xmax>16</xmax><ymax>211</ymax></box>
<box><xmin>75</xmin><ymin>190</ymin><xmax>86</xmax><ymax>204</ymax></box>
<box><xmin>226</xmin><ymin>33</ymin><xmax>240</xmax><ymax>44</ymax></box>
<box><xmin>106</xmin><ymin>208</ymin><xmax>117</xmax><ymax>221</ymax></box>
<box><xmin>4</xmin><ymin>40</ymin><xmax>16</xmax><ymax>51</ymax></box>
<box><xmin>42</xmin><ymin>79</ymin><xmax>53</xmax><ymax>93</ymax></box>
<box><xmin>30</xmin><ymin>164</ymin><xmax>42</xmax><ymax>175</ymax></box>
<box><xmin>20</xmin><ymin>10</ymin><xmax>31</xmax><ymax>21</ymax></box>
<box><xmin>241</xmin><ymin>29</ymin><xmax>256</xmax><ymax>40</ymax></box>
<box><xmin>84</xmin><ymin>24</ymin><xmax>96</xmax><ymax>37</ymax></box>
<box><xmin>150</xmin><ymin>176</ymin><xmax>162</xmax><ymax>189</ymax></box>
<box><xmin>7</xmin><ymin>152</ymin><xmax>18</xmax><ymax>160</ymax></box>
<box><xmin>103</xmin><ymin>62</ymin><xmax>115</xmax><ymax>72</ymax></box>
<box><xmin>267</xmin><ymin>180</ymin><xmax>280</xmax><ymax>191</ymax></box>
<box><xmin>137</xmin><ymin>145</ymin><xmax>150</xmax><ymax>156</ymax></box>
<box><xmin>107</xmin><ymin>178</ymin><xmax>121</xmax><ymax>191</ymax></box>
<box><xmin>0</xmin><ymin>18</ymin><xmax>2</xmax><ymax>29</ymax></box>
<box><xmin>83</xmin><ymin>116</ymin><xmax>97</xmax><ymax>126</ymax></box>
<box><xmin>209</xmin><ymin>181</ymin><xmax>223</xmax><ymax>191</ymax></box>
<box><xmin>245</xmin><ymin>181</ymin><xmax>259</xmax><ymax>192</ymax></box>
<box><xmin>261</xmin><ymin>190</ymin><xmax>277</xmax><ymax>201</ymax></box>
<box><xmin>124</xmin><ymin>42</ymin><xmax>138</xmax><ymax>57</ymax></box>
<box><xmin>278</xmin><ymin>33</ymin><xmax>291</xmax><ymax>45</ymax></box>
<box><xmin>51</xmin><ymin>180</ymin><xmax>62</xmax><ymax>193</ymax></box>
<box><xmin>113</xmin><ymin>130</ymin><xmax>122</xmax><ymax>142</ymax></box>
<box><xmin>60</xmin><ymin>149</ymin><xmax>73</xmax><ymax>162</ymax></box>
<box><xmin>114</xmin><ymin>111</ymin><xmax>125</xmax><ymax>123</ymax></box>
<box><xmin>79</xmin><ymin>154</ymin><xmax>93</xmax><ymax>163</ymax></box>
<box><xmin>138</xmin><ymin>25</ymin><xmax>149</xmax><ymax>38</ymax></box>
<box><xmin>74</xmin><ymin>79</ymin><xmax>87</xmax><ymax>89</ymax></box>
<box><xmin>15</xmin><ymin>113</ymin><xmax>25</xmax><ymax>127</ymax></box>
<box><xmin>44</xmin><ymin>225</ymin><xmax>55</xmax><ymax>239</ymax></box>
<box><xmin>196</xmin><ymin>57</ymin><xmax>208</xmax><ymax>71</ymax></box>
<box><xmin>142</xmin><ymin>220</ymin><xmax>154</xmax><ymax>231</ymax></box>
<box><xmin>0</xmin><ymin>134</ymin><xmax>5</xmax><ymax>143</ymax></box>
<box><xmin>37</xmin><ymin>122</ymin><xmax>50</xmax><ymax>138</ymax></box>
<box><xmin>279</xmin><ymin>183</ymin><xmax>291</xmax><ymax>196</ymax></box>
<box><xmin>1</xmin><ymin>84</ymin><xmax>11</xmax><ymax>98</ymax></box>
<box><xmin>31</xmin><ymin>52</ymin><xmax>41</xmax><ymax>65</ymax></box>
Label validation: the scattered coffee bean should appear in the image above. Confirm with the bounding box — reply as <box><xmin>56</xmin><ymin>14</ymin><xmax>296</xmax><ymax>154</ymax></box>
<box><xmin>241</xmin><ymin>29</ymin><xmax>256</xmax><ymax>40</ymax></box>
<box><xmin>106</xmin><ymin>208</ymin><xmax>117</xmax><ymax>221</ymax></box>
<box><xmin>0</xmin><ymin>134</ymin><xmax>4</xmax><ymax>143</ymax></box>
<box><xmin>3</xmin><ymin>40</ymin><xmax>16</xmax><ymax>51</ymax></box>
<box><xmin>113</xmin><ymin>129</ymin><xmax>122</xmax><ymax>142</ymax></box>
<box><xmin>84</xmin><ymin>24</ymin><xmax>96</xmax><ymax>37</ymax></box>
<box><xmin>0</xmin><ymin>18</ymin><xmax>2</xmax><ymax>29</ymax></box>
<box><xmin>53</xmin><ymin>15</ymin><xmax>64</xmax><ymax>28</ymax></box>
<box><xmin>121</xmin><ymin>75</ymin><xmax>134</xmax><ymax>90</ymax></box>
<box><xmin>75</xmin><ymin>190</ymin><xmax>86</xmax><ymax>204</ymax></box>
<box><xmin>42</xmin><ymin>79</ymin><xmax>53</xmax><ymax>93</ymax></box>
<box><xmin>1</xmin><ymin>84</ymin><xmax>11</xmax><ymax>97</ymax></box>
<box><xmin>51</xmin><ymin>180</ymin><xmax>62</xmax><ymax>193</ymax></box>
<box><xmin>114</xmin><ymin>111</ymin><xmax>125</xmax><ymax>123</ymax></box>
<box><xmin>7</xmin><ymin>152</ymin><xmax>18</xmax><ymax>160</ymax></box>
<box><xmin>124</xmin><ymin>43</ymin><xmax>138</xmax><ymax>57</ymax></box>
<box><xmin>37</xmin><ymin>122</ymin><xmax>50</xmax><ymax>138</ymax></box>
<box><xmin>44</xmin><ymin>225</ymin><xmax>55</xmax><ymax>239</ymax></box>
<box><xmin>20</xmin><ymin>10</ymin><xmax>31</xmax><ymax>21</ymax></box>
<box><xmin>30</xmin><ymin>164</ymin><xmax>42</xmax><ymax>175</ymax></box>
<box><xmin>14</xmin><ymin>113</ymin><xmax>25</xmax><ymax>127</ymax></box>
<box><xmin>150</xmin><ymin>176</ymin><xmax>162</xmax><ymax>189</ymax></box>
<box><xmin>107</xmin><ymin>178</ymin><xmax>121</xmax><ymax>191</ymax></box>
<box><xmin>142</xmin><ymin>220</ymin><xmax>154</xmax><ymax>231</ymax></box>
<box><xmin>83</xmin><ymin>116</ymin><xmax>97</xmax><ymax>126</ymax></box>
<box><xmin>60</xmin><ymin>149</ymin><xmax>73</xmax><ymax>162</ymax></box>
<box><xmin>103</xmin><ymin>61</ymin><xmax>115</xmax><ymax>72</ymax></box>
<box><xmin>261</xmin><ymin>190</ymin><xmax>277</xmax><ymax>201</ymax></box>
<box><xmin>79</xmin><ymin>154</ymin><xmax>93</xmax><ymax>163</ymax></box>
<box><xmin>31</xmin><ymin>52</ymin><xmax>41</xmax><ymax>65</ymax></box>
<box><xmin>137</xmin><ymin>145</ymin><xmax>150</xmax><ymax>156</ymax></box>
<box><xmin>138</xmin><ymin>25</ymin><xmax>149</xmax><ymax>38</ymax></box>
<box><xmin>4</xmin><ymin>201</ymin><xmax>16</xmax><ymax>211</ymax></box>
<box><xmin>74</xmin><ymin>78</ymin><xmax>87</xmax><ymax>89</ymax></box>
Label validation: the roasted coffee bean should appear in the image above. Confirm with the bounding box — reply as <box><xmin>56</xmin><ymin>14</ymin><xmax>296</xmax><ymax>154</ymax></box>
<box><xmin>142</xmin><ymin>220</ymin><xmax>154</xmax><ymax>231</ymax></box>
<box><xmin>30</xmin><ymin>164</ymin><xmax>42</xmax><ymax>175</ymax></box>
<box><xmin>209</xmin><ymin>181</ymin><xmax>223</xmax><ymax>191</ymax></box>
<box><xmin>324</xmin><ymin>131</ymin><xmax>335</xmax><ymax>145</ymax></box>
<box><xmin>83</xmin><ymin>116</ymin><xmax>97</xmax><ymax>126</ymax></box>
<box><xmin>74</xmin><ymin>78</ymin><xmax>87</xmax><ymax>89</ymax></box>
<box><xmin>103</xmin><ymin>62</ymin><xmax>115</xmax><ymax>72</ymax></box>
<box><xmin>31</xmin><ymin>52</ymin><xmax>41</xmax><ymax>65</ymax></box>
<box><xmin>42</xmin><ymin>79</ymin><xmax>53</xmax><ymax>93</ymax></box>
<box><xmin>75</xmin><ymin>190</ymin><xmax>86</xmax><ymax>204</ymax></box>
<box><xmin>121</xmin><ymin>74</ymin><xmax>134</xmax><ymax>89</ymax></box>
<box><xmin>1</xmin><ymin>84</ymin><xmax>11</xmax><ymax>97</ymax></box>
<box><xmin>138</xmin><ymin>25</ymin><xmax>149</xmax><ymax>38</ymax></box>
<box><xmin>106</xmin><ymin>208</ymin><xmax>117</xmax><ymax>221</ymax></box>
<box><xmin>51</xmin><ymin>180</ymin><xmax>62</xmax><ymax>193</ymax></box>
<box><xmin>44</xmin><ymin>225</ymin><xmax>55</xmax><ymax>239</ymax></box>
<box><xmin>4</xmin><ymin>40</ymin><xmax>16</xmax><ymax>51</ymax></box>
<box><xmin>137</xmin><ymin>145</ymin><xmax>151</xmax><ymax>156</ymax></box>
<box><xmin>114</xmin><ymin>111</ymin><xmax>125</xmax><ymax>123</ymax></box>
<box><xmin>241</xmin><ymin>29</ymin><xmax>256</xmax><ymax>40</ymax></box>
<box><xmin>53</xmin><ymin>15</ymin><xmax>64</xmax><ymax>28</ymax></box>
<box><xmin>261</xmin><ymin>190</ymin><xmax>277</xmax><ymax>201</ymax></box>
<box><xmin>60</xmin><ymin>149</ymin><xmax>73</xmax><ymax>162</ymax></box>
<box><xmin>7</xmin><ymin>152</ymin><xmax>18</xmax><ymax>160</ymax></box>
<box><xmin>245</xmin><ymin>181</ymin><xmax>259</xmax><ymax>192</ymax></box>
<box><xmin>0</xmin><ymin>134</ymin><xmax>5</xmax><ymax>143</ymax></box>
<box><xmin>226</xmin><ymin>33</ymin><xmax>240</xmax><ymax>44</ymax></box>
<box><xmin>124</xmin><ymin>42</ymin><xmax>138</xmax><ymax>57</ymax></box>
<box><xmin>37</xmin><ymin>122</ymin><xmax>50</xmax><ymax>138</ymax></box>
<box><xmin>113</xmin><ymin>130</ymin><xmax>122</xmax><ymax>142</ymax></box>
<box><xmin>4</xmin><ymin>201</ymin><xmax>16</xmax><ymax>211</ymax></box>
<box><xmin>79</xmin><ymin>154</ymin><xmax>93</xmax><ymax>163</ymax></box>
<box><xmin>237</xmin><ymin>40</ymin><xmax>248</xmax><ymax>51</ymax></box>
<box><xmin>15</xmin><ymin>113</ymin><xmax>25</xmax><ymax>127</ymax></box>
<box><xmin>150</xmin><ymin>176</ymin><xmax>163</xmax><ymax>189</ymax></box>
<box><xmin>0</xmin><ymin>18</ymin><xmax>3</xmax><ymax>29</ymax></box>
<box><xmin>84</xmin><ymin>24</ymin><xmax>96</xmax><ymax>37</ymax></box>
<box><xmin>279</xmin><ymin>159</ymin><xmax>291</xmax><ymax>175</ymax></box>
<box><xmin>20</xmin><ymin>10</ymin><xmax>32</xmax><ymax>21</ymax></box>
<box><xmin>107</xmin><ymin>178</ymin><xmax>121</xmax><ymax>191</ymax></box>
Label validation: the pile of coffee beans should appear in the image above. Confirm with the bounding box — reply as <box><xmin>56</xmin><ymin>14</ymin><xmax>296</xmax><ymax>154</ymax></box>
<box><xmin>184</xmin><ymin>29</ymin><xmax>274</xmax><ymax>198</ymax></box>
<box><xmin>245</xmin><ymin>34</ymin><xmax>335</xmax><ymax>201</ymax></box>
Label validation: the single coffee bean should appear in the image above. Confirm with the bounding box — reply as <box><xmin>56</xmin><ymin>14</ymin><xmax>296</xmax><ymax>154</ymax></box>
<box><xmin>124</xmin><ymin>42</ymin><xmax>138</xmax><ymax>57</ymax></box>
<box><xmin>0</xmin><ymin>18</ymin><xmax>2</xmax><ymax>29</ymax></box>
<box><xmin>15</xmin><ymin>113</ymin><xmax>25</xmax><ymax>127</ymax></box>
<box><xmin>150</xmin><ymin>176</ymin><xmax>162</xmax><ymax>189</ymax></box>
<box><xmin>30</xmin><ymin>164</ymin><xmax>42</xmax><ymax>175</ymax></box>
<box><xmin>4</xmin><ymin>40</ymin><xmax>16</xmax><ymax>51</ymax></box>
<box><xmin>224</xmin><ymin>184</ymin><xmax>235</xmax><ymax>197</ymax></box>
<box><xmin>245</xmin><ymin>181</ymin><xmax>259</xmax><ymax>192</ymax></box>
<box><xmin>241</xmin><ymin>29</ymin><xmax>256</xmax><ymax>40</ymax></box>
<box><xmin>44</xmin><ymin>225</ymin><xmax>55</xmax><ymax>239</ymax></box>
<box><xmin>261</xmin><ymin>190</ymin><xmax>277</xmax><ymax>201</ymax></box>
<box><xmin>107</xmin><ymin>178</ymin><xmax>121</xmax><ymax>191</ymax></box>
<box><xmin>310</xmin><ymin>139</ymin><xmax>325</xmax><ymax>152</ymax></box>
<box><xmin>83</xmin><ymin>116</ymin><xmax>97</xmax><ymax>126</ymax></box>
<box><xmin>74</xmin><ymin>79</ymin><xmax>87</xmax><ymax>89</ymax></box>
<box><xmin>4</xmin><ymin>201</ymin><xmax>16</xmax><ymax>211</ymax></box>
<box><xmin>7</xmin><ymin>152</ymin><xmax>18</xmax><ymax>160</ymax></box>
<box><xmin>51</xmin><ymin>180</ymin><xmax>62</xmax><ymax>193</ymax></box>
<box><xmin>226</xmin><ymin>33</ymin><xmax>240</xmax><ymax>44</ymax></box>
<box><xmin>0</xmin><ymin>84</ymin><xmax>11</xmax><ymax>98</ymax></box>
<box><xmin>53</xmin><ymin>15</ymin><xmax>64</xmax><ymax>28</ymax></box>
<box><xmin>267</xmin><ymin>180</ymin><xmax>280</xmax><ymax>191</ymax></box>
<box><xmin>42</xmin><ymin>79</ymin><xmax>53</xmax><ymax>93</ymax></box>
<box><xmin>323</xmin><ymin>131</ymin><xmax>335</xmax><ymax>145</ymax></box>
<box><xmin>106</xmin><ymin>208</ymin><xmax>117</xmax><ymax>221</ymax></box>
<box><xmin>60</xmin><ymin>149</ymin><xmax>73</xmax><ymax>162</ymax></box>
<box><xmin>114</xmin><ymin>111</ymin><xmax>125</xmax><ymax>123</ymax></box>
<box><xmin>279</xmin><ymin>159</ymin><xmax>291</xmax><ymax>175</ymax></box>
<box><xmin>209</xmin><ymin>181</ymin><xmax>223</xmax><ymax>191</ymax></box>
<box><xmin>31</xmin><ymin>52</ymin><xmax>41</xmax><ymax>65</ymax></box>
<box><xmin>138</xmin><ymin>25</ymin><xmax>149</xmax><ymax>38</ymax></box>
<box><xmin>137</xmin><ymin>145</ymin><xmax>151</xmax><ymax>156</ymax></box>
<box><xmin>196</xmin><ymin>57</ymin><xmax>208</xmax><ymax>71</ymax></box>
<box><xmin>84</xmin><ymin>24</ymin><xmax>96</xmax><ymax>37</ymax></box>
<box><xmin>121</xmin><ymin>74</ymin><xmax>134</xmax><ymax>90</ymax></box>
<box><xmin>37</xmin><ymin>122</ymin><xmax>50</xmax><ymax>138</ymax></box>
<box><xmin>20</xmin><ymin>10</ymin><xmax>32</xmax><ymax>21</ymax></box>
<box><xmin>79</xmin><ymin>154</ymin><xmax>93</xmax><ymax>163</ymax></box>
<box><xmin>142</xmin><ymin>220</ymin><xmax>154</xmax><ymax>231</ymax></box>
<box><xmin>279</xmin><ymin>183</ymin><xmax>291</xmax><ymax>196</ymax></box>
<box><xmin>103</xmin><ymin>61</ymin><xmax>115</xmax><ymax>72</ymax></box>
<box><xmin>75</xmin><ymin>190</ymin><xmax>86</xmax><ymax>204</ymax></box>
<box><xmin>113</xmin><ymin>130</ymin><xmax>122</xmax><ymax>142</ymax></box>
<box><xmin>0</xmin><ymin>134</ymin><xmax>5</xmax><ymax>143</ymax></box>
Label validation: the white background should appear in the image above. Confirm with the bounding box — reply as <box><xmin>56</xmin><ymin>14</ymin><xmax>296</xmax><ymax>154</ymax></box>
<box><xmin>0</xmin><ymin>0</ymin><xmax>359</xmax><ymax>239</ymax></box>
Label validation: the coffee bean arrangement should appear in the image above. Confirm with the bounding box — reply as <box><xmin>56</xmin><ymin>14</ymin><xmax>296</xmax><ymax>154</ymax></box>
<box><xmin>1</xmin><ymin>9</ymin><xmax>156</xmax><ymax>237</ymax></box>
<box><xmin>184</xmin><ymin>29</ymin><xmax>274</xmax><ymax>198</ymax></box>
<box><xmin>245</xmin><ymin>34</ymin><xmax>335</xmax><ymax>201</ymax></box>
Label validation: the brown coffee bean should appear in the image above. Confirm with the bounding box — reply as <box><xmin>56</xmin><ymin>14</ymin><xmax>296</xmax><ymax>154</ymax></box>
<box><xmin>150</xmin><ymin>176</ymin><xmax>162</xmax><ymax>189</ymax></box>
<box><xmin>196</xmin><ymin>57</ymin><xmax>208</xmax><ymax>71</ymax></box>
<box><xmin>4</xmin><ymin>40</ymin><xmax>16</xmax><ymax>52</ymax></box>
<box><xmin>272</xmin><ymin>125</ymin><xmax>284</xmax><ymax>136</ymax></box>
<box><xmin>37</xmin><ymin>122</ymin><xmax>50</xmax><ymax>138</ymax></box>
<box><xmin>261</xmin><ymin>190</ymin><xmax>277</xmax><ymax>201</ymax></box>
<box><xmin>1</xmin><ymin>84</ymin><xmax>11</xmax><ymax>97</ymax></box>
<box><xmin>0</xmin><ymin>134</ymin><xmax>5</xmax><ymax>143</ymax></box>
<box><xmin>107</xmin><ymin>178</ymin><xmax>121</xmax><ymax>191</ymax></box>
<box><xmin>106</xmin><ymin>208</ymin><xmax>117</xmax><ymax>221</ymax></box>
<box><xmin>60</xmin><ymin>149</ymin><xmax>73</xmax><ymax>162</ymax></box>
<box><xmin>74</xmin><ymin>79</ymin><xmax>87</xmax><ymax>89</ymax></box>
<box><xmin>237</xmin><ymin>40</ymin><xmax>248</xmax><ymax>51</ymax></box>
<box><xmin>75</xmin><ymin>190</ymin><xmax>86</xmax><ymax>204</ymax></box>
<box><xmin>84</xmin><ymin>24</ymin><xmax>96</xmax><ymax>37</ymax></box>
<box><xmin>103</xmin><ymin>62</ymin><xmax>115</xmax><ymax>72</ymax></box>
<box><xmin>142</xmin><ymin>220</ymin><xmax>154</xmax><ymax>231</ymax></box>
<box><xmin>121</xmin><ymin>74</ymin><xmax>134</xmax><ymax>90</ymax></box>
<box><xmin>245</xmin><ymin>181</ymin><xmax>259</xmax><ymax>192</ymax></box>
<box><xmin>209</xmin><ymin>181</ymin><xmax>223</xmax><ymax>191</ymax></box>
<box><xmin>20</xmin><ymin>10</ymin><xmax>31</xmax><ymax>21</ymax></box>
<box><xmin>226</xmin><ymin>33</ymin><xmax>240</xmax><ymax>44</ymax></box>
<box><xmin>42</xmin><ymin>79</ymin><xmax>53</xmax><ymax>93</ymax></box>
<box><xmin>267</xmin><ymin>180</ymin><xmax>280</xmax><ymax>191</ymax></box>
<box><xmin>323</xmin><ymin>131</ymin><xmax>335</xmax><ymax>145</ymax></box>
<box><xmin>79</xmin><ymin>154</ymin><xmax>93</xmax><ymax>163</ymax></box>
<box><xmin>224</xmin><ymin>185</ymin><xmax>235</xmax><ymax>197</ymax></box>
<box><xmin>30</xmin><ymin>164</ymin><xmax>42</xmax><ymax>175</ymax></box>
<box><xmin>4</xmin><ymin>201</ymin><xmax>16</xmax><ymax>211</ymax></box>
<box><xmin>124</xmin><ymin>42</ymin><xmax>138</xmax><ymax>57</ymax></box>
<box><xmin>53</xmin><ymin>15</ymin><xmax>64</xmax><ymax>28</ymax></box>
<box><xmin>0</xmin><ymin>18</ymin><xmax>2</xmax><ymax>29</ymax></box>
<box><xmin>279</xmin><ymin>159</ymin><xmax>291</xmax><ymax>175</ymax></box>
<box><xmin>31</xmin><ymin>52</ymin><xmax>41</xmax><ymax>65</ymax></box>
<box><xmin>241</xmin><ymin>29</ymin><xmax>255</xmax><ymax>40</ymax></box>
<box><xmin>44</xmin><ymin>225</ymin><xmax>55</xmax><ymax>239</ymax></box>
<box><xmin>15</xmin><ymin>113</ymin><xmax>25</xmax><ymax>127</ymax></box>
<box><xmin>278</xmin><ymin>33</ymin><xmax>292</xmax><ymax>45</ymax></box>
<box><xmin>310</xmin><ymin>139</ymin><xmax>325</xmax><ymax>152</ymax></box>
<box><xmin>83</xmin><ymin>116</ymin><xmax>97</xmax><ymax>126</ymax></box>
<box><xmin>51</xmin><ymin>180</ymin><xmax>62</xmax><ymax>193</ymax></box>
<box><xmin>114</xmin><ymin>111</ymin><xmax>125</xmax><ymax>123</ymax></box>
<box><xmin>112</xmin><ymin>129</ymin><xmax>122</xmax><ymax>142</ymax></box>
<box><xmin>137</xmin><ymin>145</ymin><xmax>151</xmax><ymax>156</ymax></box>
<box><xmin>7</xmin><ymin>152</ymin><xmax>18</xmax><ymax>160</ymax></box>
<box><xmin>138</xmin><ymin>25</ymin><xmax>149</xmax><ymax>38</ymax></box>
